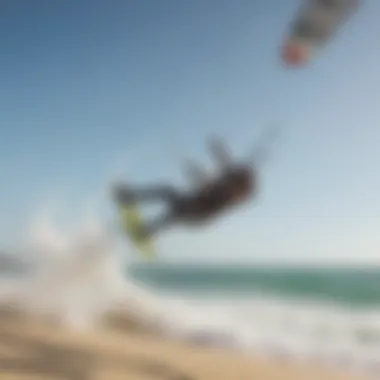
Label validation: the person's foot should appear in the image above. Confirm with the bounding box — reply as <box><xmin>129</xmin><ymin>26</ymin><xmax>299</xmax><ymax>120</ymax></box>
<box><xmin>112</xmin><ymin>182</ymin><xmax>135</xmax><ymax>204</ymax></box>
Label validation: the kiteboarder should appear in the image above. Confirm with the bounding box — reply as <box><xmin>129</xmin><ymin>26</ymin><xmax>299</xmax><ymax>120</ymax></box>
<box><xmin>112</xmin><ymin>137</ymin><xmax>259</xmax><ymax>240</ymax></box>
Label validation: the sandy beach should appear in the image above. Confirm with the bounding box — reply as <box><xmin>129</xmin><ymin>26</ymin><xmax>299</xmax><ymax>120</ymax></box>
<box><xmin>0</xmin><ymin>310</ymin><xmax>370</xmax><ymax>380</ymax></box>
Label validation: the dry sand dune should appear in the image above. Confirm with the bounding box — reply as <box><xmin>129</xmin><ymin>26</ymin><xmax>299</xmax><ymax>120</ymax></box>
<box><xmin>0</xmin><ymin>311</ymin><xmax>370</xmax><ymax>380</ymax></box>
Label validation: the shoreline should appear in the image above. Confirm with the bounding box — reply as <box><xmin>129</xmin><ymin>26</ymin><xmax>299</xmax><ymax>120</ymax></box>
<box><xmin>0</xmin><ymin>310</ymin><xmax>370</xmax><ymax>380</ymax></box>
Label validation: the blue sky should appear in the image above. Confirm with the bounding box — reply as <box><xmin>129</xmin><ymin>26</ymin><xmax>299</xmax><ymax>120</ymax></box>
<box><xmin>1</xmin><ymin>0</ymin><xmax>380</xmax><ymax>263</ymax></box>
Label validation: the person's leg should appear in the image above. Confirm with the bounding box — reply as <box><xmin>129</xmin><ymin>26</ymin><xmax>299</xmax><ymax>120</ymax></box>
<box><xmin>138</xmin><ymin>212</ymin><xmax>177</xmax><ymax>239</ymax></box>
<box><xmin>113</xmin><ymin>183</ymin><xmax>180</xmax><ymax>205</ymax></box>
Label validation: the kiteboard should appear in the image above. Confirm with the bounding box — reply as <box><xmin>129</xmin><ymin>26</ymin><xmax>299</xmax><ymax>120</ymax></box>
<box><xmin>118</xmin><ymin>203</ymin><xmax>156</xmax><ymax>259</ymax></box>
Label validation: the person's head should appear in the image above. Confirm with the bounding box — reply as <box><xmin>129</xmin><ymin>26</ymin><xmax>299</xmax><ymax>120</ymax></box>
<box><xmin>225</xmin><ymin>166</ymin><xmax>255</xmax><ymax>203</ymax></box>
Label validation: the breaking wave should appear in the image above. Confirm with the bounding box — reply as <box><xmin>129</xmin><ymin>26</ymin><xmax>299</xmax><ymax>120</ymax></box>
<box><xmin>0</xmin><ymin>205</ymin><xmax>378</xmax><ymax>379</ymax></box>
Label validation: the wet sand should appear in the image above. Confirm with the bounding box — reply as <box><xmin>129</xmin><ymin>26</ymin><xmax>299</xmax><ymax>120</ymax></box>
<box><xmin>0</xmin><ymin>311</ymin><xmax>370</xmax><ymax>380</ymax></box>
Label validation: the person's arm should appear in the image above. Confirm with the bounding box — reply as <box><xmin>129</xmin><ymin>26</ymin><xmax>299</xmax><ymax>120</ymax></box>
<box><xmin>207</xmin><ymin>135</ymin><xmax>232</xmax><ymax>170</ymax></box>
<box><xmin>182</xmin><ymin>159</ymin><xmax>209</xmax><ymax>188</ymax></box>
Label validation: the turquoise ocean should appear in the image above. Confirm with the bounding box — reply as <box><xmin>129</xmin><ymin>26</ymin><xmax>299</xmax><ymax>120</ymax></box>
<box><xmin>127</xmin><ymin>263</ymin><xmax>380</xmax><ymax>378</ymax></box>
<box><xmin>129</xmin><ymin>263</ymin><xmax>380</xmax><ymax>306</ymax></box>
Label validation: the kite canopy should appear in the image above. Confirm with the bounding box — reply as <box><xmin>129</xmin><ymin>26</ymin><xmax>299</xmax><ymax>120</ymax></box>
<box><xmin>281</xmin><ymin>0</ymin><xmax>361</xmax><ymax>67</ymax></box>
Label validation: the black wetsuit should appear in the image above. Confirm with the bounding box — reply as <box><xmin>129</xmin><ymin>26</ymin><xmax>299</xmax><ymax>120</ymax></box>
<box><xmin>114</xmin><ymin>165</ymin><xmax>255</xmax><ymax>237</ymax></box>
